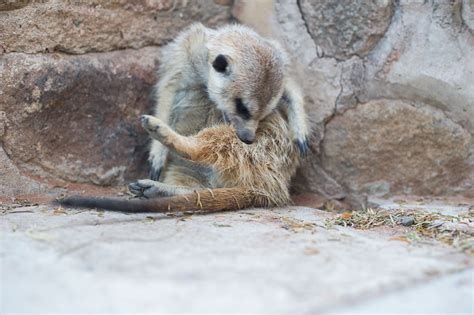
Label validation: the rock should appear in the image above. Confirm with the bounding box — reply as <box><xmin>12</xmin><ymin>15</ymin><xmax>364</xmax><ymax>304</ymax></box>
<box><xmin>398</xmin><ymin>216</ymin><xmax>415</xmax><ymax>227</ymax></box>
<box><xmin>461</xmin><ymin>0</ymin><xmax>474</xmax><ymax>32</ymax></box>
<box><xmin>298</xmin><ymin>0</ymin><xmax>394</xmax><ymax>60</ymax></box>
<box><xmin>292</xmin><ymin>160</ymin><xmax>346</xmax><ymax>200</ymax></box>
<box><xmin>232</xmin><ymin>0</ymin><xmax>278</xmax><ymax>38</ymax></box>
<box><xmin>272</xmin><ymin>0</ymin><xmax>474</xmax><ymax>198</ymax></box>
<box><xmin>0</xmin><ymin>146</ymin><xmax>45</xmax><ymax>199</ymax></box>
<box><xmin>2</xmin><ymin>206</ymin><xmax>472</xmax><ymax>313</ymax></box>
<box><xmin>0</xmin><ymin>0</ymin><xmax>30</xmax><ymax>11</ymax></box>
<box><xmin>0</xmin><ymin>47</ymin><xmax>160</xmax><ymax>186</ymax></box>
<box><xmin>321</xmin><ymin>99</ymin><xmax>471</xmax><ymax>196</ymax></box>
<box><xmin>365</xmin><ymin>1</ymin><xmax>474</xmax><ymax>130</ymax></box>
<box><xmin>0</xmin><ymin>0</ymin><xmax>231</xmax><ymax>54</ymax></box>
<box><xmin>2</xmin><ymin>0</ymin><xmax>474</xmax><ymax>200</ymax></box>
<box><xmin>291</xmin><ymin>192</ymin><xmax>327</xmax><ymax>209</ymax></box>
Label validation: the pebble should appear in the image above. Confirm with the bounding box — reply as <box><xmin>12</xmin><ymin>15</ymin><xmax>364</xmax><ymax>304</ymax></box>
<box><xmin>399</xmin><ymin>216</ymin><xmax>415</xmax><ymax>226</ymax></box>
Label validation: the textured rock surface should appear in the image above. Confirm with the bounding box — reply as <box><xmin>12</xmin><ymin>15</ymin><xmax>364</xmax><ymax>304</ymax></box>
<box><xmin>1</xmin><ymin>0</ymin><xmax>473</xmax><ymax>200</ymax></box>
<box><xmin>0</xmin><ymin>0</ymin><xmax>30</xmax><ymax>11</ymax></box>
<box><xmin>321</xmin><ymin>100</ymin><xmax>471</xmax><ymax>196</ymax></box>
<box><xmin>462</xmin><ymin>0</ymin><xmax>474</xmax><ymax>31</ymax></box>
<box><xmin>1</xmin><ymin>47</ymin><xmax>160</xmax><ymax>186</ymax></box>
<box><xmin>299</xmin><ymin>0</ymin><xmax>394</xmax><ymax>60</ymax></box>
<box><xmin>0</xmin><ymin>147</ymin><xmax>45</xmax><ymax>197</ymax></box>
<box><xmin>0</xmin><ymin>0</ymin><xmax>231</xmax><ymax>54</ymax></box>
<box><xmin>0</xmin><ymin>1</ymin><xmax>232</xmax><ymax>198</ymax></box>
<box><xmin>2</xmin><ymin>205</ymin><xmax>472</xmax><ymax>313</ymax></box>
<box><xmin>272</xmin><ymin>0</ymin><xmax>474</xmax><ymax>199</ymax></box>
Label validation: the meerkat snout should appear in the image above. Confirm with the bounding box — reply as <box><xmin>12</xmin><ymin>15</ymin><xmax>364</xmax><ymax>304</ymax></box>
<box><xmin>237</xmin><ymin>128</ymin><xmax>255</xmax><ymax>144</ymax></box>
<box><xmin>206</xmin><ymin>30</ymin><xmax>287</xmax><ymax>145</ymax></box>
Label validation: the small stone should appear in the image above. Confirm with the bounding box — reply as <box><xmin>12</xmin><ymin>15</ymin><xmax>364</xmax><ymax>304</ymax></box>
<box><xmin>399</xmin><ymin>216</ymin><xmax>415</xmax><ymax>227</ymax></box>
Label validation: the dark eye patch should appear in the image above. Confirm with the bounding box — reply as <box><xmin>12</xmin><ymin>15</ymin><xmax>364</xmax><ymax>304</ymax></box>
<box><xmin>212</xmin><ymin>54</ymin><xmax>228</xmax><ymax>73</ymax></box>
<box><xmin>235</xmin><ymin>98</ymin><xmax>251</xmax><ymax>120</ymax></box>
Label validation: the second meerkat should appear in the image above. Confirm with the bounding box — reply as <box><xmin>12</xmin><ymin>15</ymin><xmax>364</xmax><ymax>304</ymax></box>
<box><xmin>59</xmin><ymin>23</ymin><xmax>309</xmax><ymax>212</ymax></box>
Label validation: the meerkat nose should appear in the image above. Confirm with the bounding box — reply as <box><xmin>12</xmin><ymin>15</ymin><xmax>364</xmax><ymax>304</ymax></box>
<box><xmin>241</xmin><ymin>138</ymin><xmax>254</xmax><ymax>145</ymax></box>
<box><xmin>237</xmin><ymin>128</ymin><xmax>256</xmax><ymax>144</ymax></box>
<box><xmin>238</xmin><ymin>132</ymin><xmax>255</xmax><ymax>144</ymax></box>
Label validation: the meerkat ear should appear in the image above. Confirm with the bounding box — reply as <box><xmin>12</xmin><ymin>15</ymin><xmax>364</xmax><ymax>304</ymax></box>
<box><xmin>212</xmin><ymin>54</ymin><xmax>228</xmax><ymax>73</ymax></box>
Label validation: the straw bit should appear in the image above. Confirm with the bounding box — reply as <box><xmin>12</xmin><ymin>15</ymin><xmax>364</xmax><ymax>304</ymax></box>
<box><xmin>327</xmin><ymin>208</ymin><xmax>474</xmax><ymax>255</ymax></box>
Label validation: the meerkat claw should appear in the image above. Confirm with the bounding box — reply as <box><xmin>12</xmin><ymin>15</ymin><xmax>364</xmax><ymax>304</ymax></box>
<box><xmin>128</xmin><ymin>179</ymin><xmax>163</xmax><ymax>198</ymax></box>
<box><xmin>149</xmin><ymin>166</ymin><xmax>162</xmax><ymax>181</ymax></box>
<box><xmin>296</xmin><ymin>137</ymin><xmax>309</xmax><ymax>157</ymax></box>
<box><xmin>140</xmin><ymin>115</ymin><xmax>150</xmax><ymax>128</ymax></box>
<box><xmin>128</xmin><ymin>182</ymin><xmax>145</xmax><ymax>197</ymax></box>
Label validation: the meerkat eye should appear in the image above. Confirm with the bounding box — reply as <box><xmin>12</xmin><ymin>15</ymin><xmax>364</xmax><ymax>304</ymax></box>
<box><xmin>235</xmin><ymin>98</ymin><xmax>251</xmax><ymax>120</ymax></box>
<box><xmin>212</xmin><ymin>54</ymin><xmax>228</xmax><ymax>73</ymax></box>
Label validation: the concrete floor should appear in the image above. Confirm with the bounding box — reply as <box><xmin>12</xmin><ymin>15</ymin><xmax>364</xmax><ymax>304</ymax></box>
<box><xmin>1</xmin><ymin>202</ymin><xmax>473</xmax><ymax>314</ymax></box>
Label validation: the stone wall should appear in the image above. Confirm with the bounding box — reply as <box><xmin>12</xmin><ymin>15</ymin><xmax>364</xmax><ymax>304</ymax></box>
<box><xmin>1</xmin><ymin>0</ymin><xmax>473</xmax><ymax>201</ymax></box>
<box><xmin>0</xmin><ymin>0</ymin><xmax>232</xmax><ymax>197</ymax></box>
<box><xmin>268</xmin><ymin>0</ymin><xmax>473</xmax><ymax>200</ymax></box>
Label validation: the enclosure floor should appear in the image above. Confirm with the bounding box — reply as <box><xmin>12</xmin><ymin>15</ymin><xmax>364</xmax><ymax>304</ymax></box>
<box><xmin>1</xmin><ymin>200</ymin><xmax>472</xmax><ymax>313</ymax></box>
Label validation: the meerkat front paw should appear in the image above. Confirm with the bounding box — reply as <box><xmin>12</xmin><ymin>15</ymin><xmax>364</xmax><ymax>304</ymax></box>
<box><xmin>140</xmin><ymin>115</ymin><xmax>163</xmax><ymax>132</ymax></box>
<box><xmin>140</xmin><ymin>115</ymin><xmax>171</xmax><ymax>144</ymax></box>
<box><xmin>295</xmin><ymin>136</ymin><xmax>309</xmax><ymax>157</ymax></box>
<box><xmin>289</xmin><ymin>106</ymin><xmax>310</xmax><ymax>157</ymax></box>
<box><xmin>293</xmin><ymin>126</ymin><xmax>310</xmax><ymax>157</ymax></box>
<box><xmin>141</xmin><ymin>115</ymin><xmax>199</xmax><ymax>161</ymax></box>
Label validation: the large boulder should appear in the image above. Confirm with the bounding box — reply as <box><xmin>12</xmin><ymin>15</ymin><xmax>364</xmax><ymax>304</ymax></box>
<box><xmin>0</xmin><ymin>0</ymin><xmax>231</xmax><ymax>54</ymax></box>
<box><xmin>0</xmin><ymin>48</ymin><xmax>160</xmax><ymax>187</ymax></box>
<box><xmin>321</xmin><ymin>99</ymin><xmax>471</xmax><ymax>196</ymax></box>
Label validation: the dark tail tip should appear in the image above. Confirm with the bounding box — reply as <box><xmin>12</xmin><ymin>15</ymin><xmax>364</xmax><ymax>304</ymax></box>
<box><xmin>56</xmin><ymin>196</ymin><xmax>97</xmax><ymax>209</ymax></box>
<box><xmin>55</xmin><ymin>195</ymin><xmax>146</xmax><ymax>213</ymax></box>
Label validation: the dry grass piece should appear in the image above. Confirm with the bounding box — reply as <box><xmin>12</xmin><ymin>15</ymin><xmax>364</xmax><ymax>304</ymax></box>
<box><xmin>327</xmin><ymin>208</ymin><xmax>474</xmax><ymax>255</ymax></box>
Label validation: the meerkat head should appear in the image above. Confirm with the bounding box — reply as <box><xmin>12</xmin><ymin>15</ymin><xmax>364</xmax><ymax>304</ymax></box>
<box><xmin>206</xmin><ymin>25</ymin><xmax>289</xmax><ymax>144</ymax></box>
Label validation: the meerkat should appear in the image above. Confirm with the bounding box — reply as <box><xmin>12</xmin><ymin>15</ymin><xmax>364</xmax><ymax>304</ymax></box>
<box><xmin>58</xmin><ymin>23</ymin><xmax>309</xmax><ymax>213</ymax></box>
<box><xmin>60</xmin><ymin>110</ymin><xmax>299</xmax><ymax>212</ymax></box>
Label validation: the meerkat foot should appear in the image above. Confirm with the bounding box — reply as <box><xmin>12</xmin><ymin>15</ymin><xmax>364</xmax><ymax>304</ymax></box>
<box><xmin>128</xmin><ymin>179</ymin><xmax>167</xmax><ymax>198</ymax></box>
<box><xmin>128</xmin><ymin>179</ymin><xmax>196</xmax><ymax>198</ymax></box>
<box><xmin>128</xmin><ymin>180</ymin><xmax>153</xmax><ymax>197</ymax></box>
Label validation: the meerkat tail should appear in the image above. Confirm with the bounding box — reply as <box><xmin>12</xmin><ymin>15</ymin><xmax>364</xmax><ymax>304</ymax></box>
<box><xmin>56</xmin><ymin>188</ymin><xmax>265</xmax><ymax>213</ymax></box>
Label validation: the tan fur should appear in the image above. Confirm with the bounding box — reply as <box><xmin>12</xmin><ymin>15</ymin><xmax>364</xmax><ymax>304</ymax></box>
<box><xmin>58</xmin><ymin>23</ymin><xmax>307</xmax><ymax>213</ymax></box>
<box><xmin>144</xmin><ymin>109</ymin><xmax>299</xmax><ymax>206</ymax></box>
<box><xmin>149</xmin><ymin>23</ymin><xmax>309</xmax><ymax>183</ymax></box>
<box><xmin>59</xmin><ymin>108</ymin><xmax>299</xmax><ymax>212</ymax></box>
